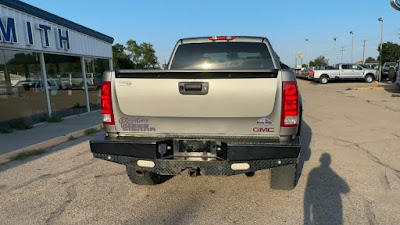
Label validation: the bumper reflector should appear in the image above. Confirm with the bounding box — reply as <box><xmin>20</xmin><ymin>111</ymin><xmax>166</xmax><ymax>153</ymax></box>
<box><xmin>231</xmin><ymin>163</ymin><xmax>250</xmax><ymax>171</ymax></box>
<box><xmin>137</xmin><ymin>160</ymin><xmax>155</xmax><ymax>168</ymax></box>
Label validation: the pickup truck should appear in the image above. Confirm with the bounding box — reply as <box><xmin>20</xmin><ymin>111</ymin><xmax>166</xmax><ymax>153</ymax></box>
<box><xmin>90</xmin><ymin>36</ymin><xmax>302</xmax><ymax>190</ymax></box>
<box><xmin>313</xmin><ymin>63</ymin><xmax>376</xmax><ymax>84</ymax></box>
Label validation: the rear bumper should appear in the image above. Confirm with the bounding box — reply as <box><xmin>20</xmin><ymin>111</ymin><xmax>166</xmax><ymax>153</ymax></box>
<box><xmin>90</xmin><ymin>135</ymin><xmax>300</xmax><ymax>175</ymax></box>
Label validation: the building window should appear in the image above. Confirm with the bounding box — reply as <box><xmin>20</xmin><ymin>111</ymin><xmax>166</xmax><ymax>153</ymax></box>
<box><xmin>44</xmin><ymin>53</ymin><xmax>87</xmax><ymax>118</ymax></box>
<box><xmin>0</xmin><ymin>49</ymin><xmax>46</xmax><ymax>128</ymax></box>
<box><xmin>85</xmin><ymin>58</ymin><xmax>110</xmax><ymax>110</ymax></box>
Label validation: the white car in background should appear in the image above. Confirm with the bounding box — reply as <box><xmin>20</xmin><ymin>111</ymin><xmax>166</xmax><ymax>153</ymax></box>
<box><xmin>15</xmin><ymin>79</ymin><xmax>59</xmax><ymax>94</ymax></box>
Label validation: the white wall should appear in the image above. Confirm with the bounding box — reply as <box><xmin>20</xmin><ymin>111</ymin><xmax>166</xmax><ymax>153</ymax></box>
<box><xmin>0</xmin><ymin>4</ymin><xmax>112</xmax><ymax>58</ymax></box>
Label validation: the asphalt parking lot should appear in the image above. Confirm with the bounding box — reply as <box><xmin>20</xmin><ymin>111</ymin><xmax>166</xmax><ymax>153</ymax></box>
<box><xmin>0</xmin><ymin>80</ymin><xmax>400</xmax><ymax>225</ymax></box>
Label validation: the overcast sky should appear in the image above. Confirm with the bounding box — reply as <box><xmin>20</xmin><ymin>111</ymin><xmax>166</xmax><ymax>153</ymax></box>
<box><xmin>24</xmin><ymin>0</ymin><xmax>400</xmax><ymax>67</ymax></box>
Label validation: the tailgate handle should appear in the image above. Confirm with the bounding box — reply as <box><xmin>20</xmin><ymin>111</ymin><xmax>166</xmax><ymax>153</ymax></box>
<box><xmin>178</xmin><ymin>82</ymin><xmax>209</xmax><ymax>95</ymax></box>
<box><xmin>185</xmin><ymin>83</ymin><xmax>202</xmax><ymax>91</ymax></box>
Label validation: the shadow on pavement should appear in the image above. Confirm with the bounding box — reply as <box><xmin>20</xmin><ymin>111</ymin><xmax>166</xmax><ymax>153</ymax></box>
<box><xmin>303</xmin><ymin>153</ymin><xmax>350</xmax><ymax>225</ymax></box>
<box><xmin>377</xmin><ymin>83</ymin><xmax>400</xmax><ymax>94</ymax></box>
<box><xmin>297</xmin><ymin>121</ymin><xmax>311</xmax><ymax>183</ymax></box>
<box><xmin>0</xmin><ymin>135</ymin><xmax>95</xmax><ymax>173</ymax></box>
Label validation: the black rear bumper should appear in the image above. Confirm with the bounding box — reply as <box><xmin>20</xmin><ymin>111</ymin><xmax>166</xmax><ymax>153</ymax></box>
<box><xmin>90</xmin><ymin>136</ymin><xmax>300</xmax><ymax>175</ymax></box>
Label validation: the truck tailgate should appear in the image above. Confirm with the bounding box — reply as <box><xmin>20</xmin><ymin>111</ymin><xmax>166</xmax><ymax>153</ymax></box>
<box><xmin>111</xmin><ymin>70</ymin><xmax>281</xmax><ymax>136</ymax></box>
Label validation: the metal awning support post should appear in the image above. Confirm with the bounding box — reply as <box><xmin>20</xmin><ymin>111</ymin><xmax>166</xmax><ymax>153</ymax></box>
<box><xmin>109</xmin><ymin>58</ymin><xmax>114</xmax><ymax>70</ymax></box>
<box><xmin>81</xmin><ymin>56</ymin><xmax>90</xmax><ymax>112</ymax></box>
<box><xmin>39</xmin><ymin>52</ymin><xmax>52</xmax><ymax>117</ymax></box>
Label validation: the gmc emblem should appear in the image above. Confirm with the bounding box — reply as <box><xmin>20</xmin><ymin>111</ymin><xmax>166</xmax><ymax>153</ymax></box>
<box><xmin>253</xmin><ymin>127</ymin><xmax>275</xmax><ymax>132</ymax></box>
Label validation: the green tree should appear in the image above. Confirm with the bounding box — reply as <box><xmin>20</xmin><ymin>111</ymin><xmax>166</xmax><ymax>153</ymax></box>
<box><xmin>125</xmin><ymin>40</ymin><xmax>141</xmax><ymax>68</ymax></box>
<box><xmin>377</xmin><ymin>42</ymin><xmax>400</xmax><ymax>64</ymax></box>
<box><xmin>309</xmin><ymin>56</ymin><xmax>328</xmax><ymax>67</ymax></box>
<box><xmin>364</xmin><ymin>57</ymin><xmax>376</xmax><ymax>63</ymax></box>
<box><xmin>112</xmin><ymin>43</ymin><xmax>133</xmax><ymax>69</ymax></box>
<box><xmin>125</xmin><ymin>40</ymin><xmax>159</xmax><ymax>69</ymax></box>
<box><xmin>140</xmin><ymin>42</ymin><xmax>159</xmax><ymax>69</ymax></box>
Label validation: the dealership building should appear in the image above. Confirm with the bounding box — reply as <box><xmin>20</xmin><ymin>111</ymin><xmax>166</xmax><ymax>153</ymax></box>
<box><xmin>0</xmin><ymin>0</ymin><xmax>113</xmax><ymax>128</ymax></box>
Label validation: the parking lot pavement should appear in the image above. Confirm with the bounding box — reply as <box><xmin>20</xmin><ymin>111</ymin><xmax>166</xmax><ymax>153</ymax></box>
<box><xmin>0</xmin><ymin>80</ymin><xmax>400</xmax><ymax>225</ymax></box>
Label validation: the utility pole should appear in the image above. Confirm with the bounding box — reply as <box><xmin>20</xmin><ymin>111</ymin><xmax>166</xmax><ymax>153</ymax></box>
<box><xmin>340</xmin><ymin>46</ymin><xmax>345</xmax><ymax>63</ymax></box>
<box><xmin>324</xmin><ymin>51</ymin><xmax>329</xmax><ymax>64</ymax></box>
<box><xmin>361</xmin><ymin>40</ymin><xmax>367</xmax><ymax>63</ymax></box>
<box><xmin>333</xmin><ymin>37</ymin><xmax>337</xmax><ymax>65</ymax></box>
<box><xmin>378</xmin><ymin>17</ymin><xmax>384</xmax><ymax>82</ymax></box>
<box><xmin>305</xmin><ymin>39</ymin><xmax>310</xmax><ymax>67</ymax></box>
<box><xmin>350</xmin><ymin>31</ymin><xmax>354</xmax><ymax>63</ymax></box>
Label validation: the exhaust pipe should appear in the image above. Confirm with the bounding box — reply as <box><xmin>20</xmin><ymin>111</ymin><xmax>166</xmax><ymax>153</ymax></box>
<box><xmin>135</xmin><ymin>169</ymin><xmax>145</xmax><ymax>176</ymax></box>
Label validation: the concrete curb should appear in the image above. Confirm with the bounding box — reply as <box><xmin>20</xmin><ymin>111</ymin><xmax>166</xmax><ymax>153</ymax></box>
<box><xmin>0</xmin><ymin>124</ymin><xmax>103</xmax><ymax>165</ymax></box>
<box><xmin>356</xmin><ymin>86</ymin><xmax>399</xmax><ymax>91</ymax></box>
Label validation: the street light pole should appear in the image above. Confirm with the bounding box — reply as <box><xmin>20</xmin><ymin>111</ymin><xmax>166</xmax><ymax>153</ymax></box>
<box><xmin>378</xmin><ymin>17</ymin><xmax>384</xmax><ymax>82</ymax></box>
<box><xmin>350</xmin><ymin>31</ymin><xmax>354</xmax><ymax>63</ymax></box>
<box><xmin>305</xmin><ymin>39</ymin><xmax>310</xmax><ymax>67</ymax></box>
<box><xmin>333</xmin><ymin>37</ymin><xmax>337</xmax><ymax>65</ymax></box>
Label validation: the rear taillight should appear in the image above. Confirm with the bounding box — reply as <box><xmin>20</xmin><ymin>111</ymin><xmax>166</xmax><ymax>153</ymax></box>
<box><xmin>312</xmin><ymin>71</ymin><xmax>315</xmax><ymax>76</ymax></box>
<box><xmin>101</xmin><ymin>81</ymin><xmax>114</xmax><ymax>125</ymax></box>
<box><xmin>281</xmin><ymin>81</ymin><xmax>299</xmax><ymax>127</ymax></box>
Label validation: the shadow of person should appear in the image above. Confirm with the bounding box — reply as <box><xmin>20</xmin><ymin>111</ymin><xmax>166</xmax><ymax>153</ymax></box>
<box><xmin>304</xmin><ymin>153</ymin><xmax>350</xmax><ymax>225</ymax></box>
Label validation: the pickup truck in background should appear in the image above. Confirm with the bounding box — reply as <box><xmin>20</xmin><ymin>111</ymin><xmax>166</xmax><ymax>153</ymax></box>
<box><xmin>381</xmin><ymin>62</ymin><xmax>396</xmax><ymax>80</ymax></box>
<box><xmin>313</xmin><ymin>63</ymin><xmax>377</xmax><ymax>84</ymax></box>
<box><xmin>90</xmin><ymin>36</ymin><xmax>302</xmax><ymax>190</ymax></box>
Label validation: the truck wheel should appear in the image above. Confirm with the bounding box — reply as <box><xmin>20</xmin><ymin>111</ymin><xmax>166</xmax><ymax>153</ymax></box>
<box><xmin>365</xmin><ymin>74</ymin><xmax>374</xmax><ymax>83</ymax></box>
<box><xmin>126</xmin><ymin>166</ymin><xmax>172</xmax><ymax>185</ymax></box>
<box><xmin>270</xmin><ymin>164</ymin><xmax>297</xmax><ymax>190</ymax></box>
<box><xmin>319</xmin><ymin>75</ymin><xmax>328</xmax><ymax>84</ymax></box>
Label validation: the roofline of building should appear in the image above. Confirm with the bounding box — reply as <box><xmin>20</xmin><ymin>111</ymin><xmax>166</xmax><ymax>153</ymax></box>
<box><xmin>0</xmin><ymin>0</ymin><xmax>114</xmax><ymax>44</ymax></box>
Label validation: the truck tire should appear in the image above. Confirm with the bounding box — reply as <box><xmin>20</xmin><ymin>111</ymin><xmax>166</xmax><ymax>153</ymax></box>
<box><xmin>364</xmin><ymin>74</ymin><xmax>374</xmax><ymax>83</ymax></box>
<box><xmin>270</xmin><ymin>164</ymin><xmax>297</xmax><ymax>190</ymax></box>
<box><xmin>319</xmin><ymin>75</ymin><xmax>328</xmax><ymax>84</ymax></box>
<box><xmin>126</xmin><ymin>166</ymin><xmax>172</xmax><ymax>185</ymax></box>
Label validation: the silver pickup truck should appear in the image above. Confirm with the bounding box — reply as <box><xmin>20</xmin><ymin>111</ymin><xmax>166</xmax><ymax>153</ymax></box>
<box><xmin>313</xmin><ymin>63</ymin><xmax>377</xmax><ymax>84</ymax></box>
<box><xmin>90</xmin><ymin>36</ymin><xmax>302</xmax><ymax>190</ymax></box>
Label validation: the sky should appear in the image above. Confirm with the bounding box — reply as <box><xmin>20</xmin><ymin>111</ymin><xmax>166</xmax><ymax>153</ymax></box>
<box><xmin>23</xmin><ymin>0</ymin><xmax>400</xmax><ymax>67</ymax></box>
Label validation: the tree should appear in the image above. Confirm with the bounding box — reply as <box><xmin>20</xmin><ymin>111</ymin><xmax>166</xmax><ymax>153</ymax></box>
<box><xmin>302</xmin><ymin>64</ymin><xmax>307</xmax><ymax>68</ymax></box>
<box><xmin>140</xmin><ymin>42</ymin><xmax>159</xmax><ymax>69</ymax></box>
<box><xmin>364</xmin><ymin>57</ymin><xmax>376</xmax><ymax>63</ymax></box>
<box><xmin>309</xmin><ymin>56</ymin><xmax>328</xmax><ymax>67</ymax></box>
<box><xmin>125</xmin><ymin>40</ymin><xmax>159</xmax><ymax>69</ymax></box>
<box><xmin>377</xmin><ymin>42</ymin><xmax>400</xmax><ymax>64</ymax></box>
<box><xmin>112</xmin><ymin>44</ymin><xmax>134</xmax><ymax>69</ymax></box>
<box><xmin>125</xmin><ymin>40</ymin><xmax>141</xmax><ymax>68</ymax></box>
